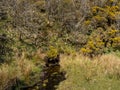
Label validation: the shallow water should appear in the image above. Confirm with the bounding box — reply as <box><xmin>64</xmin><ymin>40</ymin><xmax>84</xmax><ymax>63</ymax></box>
<box><xmin>32</xmin><ymin>65</ymin><xmax>66</xmax><ymax>90</ymax></box>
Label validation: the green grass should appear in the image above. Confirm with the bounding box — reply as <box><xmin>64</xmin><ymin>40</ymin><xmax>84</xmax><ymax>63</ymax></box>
<box><xmin>57</xmin><ymin>54</ymin><xmax>120</xmax><ymax>90</ymax></box>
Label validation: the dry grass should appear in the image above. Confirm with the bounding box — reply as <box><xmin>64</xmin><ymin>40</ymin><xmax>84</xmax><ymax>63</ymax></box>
<box><xmin>0</xmin><ymin>57</ymin><xmax>41</xmax><ymax>90</ymax></box>
<box><xmin>0</xmin><ymin>52</ymin><xmax>120</xmax><ymax>90</ymax></box>
<box><xmin>57</xmin><ymin>53</ymin><xmax>120</xmax><ymax>90</ymax></box>
<box><xmin>0</xmin><ymin>64</ymin><xmax>17</xmax><ymax>90</ymax></box>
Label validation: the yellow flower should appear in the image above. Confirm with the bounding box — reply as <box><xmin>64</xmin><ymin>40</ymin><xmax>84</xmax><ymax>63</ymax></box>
<box><xmin>113</xmin><ymin>37</ymin><xmax>120</xmax><ymax>41</ymax></box>
<box><xmin>84</xmin><ymin>20</ymin><xmax>91</xmax><ymax>25</ymax></box>
<box><xmin>81</xmin><ymin>48</ymin><xmax>87</xmax><ymax>52</ymax></box>
<box><xmin>81</xmin><ymin>48</ymin><xmax>92</xmax><ymax>53</ymax></box>
<box><xmin>108</xmin><ymin>30</ymin><xmax>118</xmax><ymax>34</ymax></box>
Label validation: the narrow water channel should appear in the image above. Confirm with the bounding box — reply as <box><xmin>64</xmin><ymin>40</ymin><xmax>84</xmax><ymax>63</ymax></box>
<box><xmin>19</xmin><ymin>65</ymin><xmax>66</xmax><ymax>90</ymax></box>
<box><xmin>11</xmin><ymin>55</ymin><xmax>66</xmax><ymax>90</ymax></box>
<box><xmin>34</xmin><ymin>65</ymin><xmax>66</xmax><ymax>90</ymax></box>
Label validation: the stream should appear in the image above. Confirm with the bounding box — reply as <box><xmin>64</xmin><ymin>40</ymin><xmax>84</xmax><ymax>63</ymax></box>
<box><xmin>32</xmin><ymin>65</ymin><xmax>66</xmax><ymax>90</ymax></box>
<box><xmin>19</xmin><ymin>64</ymin><xmax>66</xmax><ymax>90</ymax></box>
<box><xmin>10</xmin><ymin>55</ymin><xmax>66</xmax><ymax>90</ymax></box>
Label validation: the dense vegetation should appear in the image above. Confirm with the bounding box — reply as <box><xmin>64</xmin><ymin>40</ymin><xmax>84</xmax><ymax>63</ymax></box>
<box><xmin>0</xmin><ymin>0</ymin><xmax>120</xmax><ymax>90</ymax></box>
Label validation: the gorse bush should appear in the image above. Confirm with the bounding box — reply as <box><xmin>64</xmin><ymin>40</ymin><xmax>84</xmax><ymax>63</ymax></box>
<box><xmin>0</xmin><ymin>0</ymin><xmax>120</xmax><ymax>89</ymax></box>
<box><xmin>0</xmin><ymin>0</ymin><xmax>119</xmax><ymax>57</ymax></box>
<box><xmin>80</xmin><ymin>0</ymin><xmax>120</xmax><ymax>56</ymax></box>
<box><xmin>46</xmin><ymin>46</ymin><xmax>59</xmax><ymax>58</ymax></box>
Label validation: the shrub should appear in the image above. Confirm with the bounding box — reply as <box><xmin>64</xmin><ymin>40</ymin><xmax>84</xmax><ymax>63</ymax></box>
<box><xmin>0</xmin><ymin>34</ymin><xmax>13</xmax><ymax>63</ymax></box>
<box><xmin>46</xmin><ymin>46</ymin><xmax>59</xmax><ymax>58</ymax></box>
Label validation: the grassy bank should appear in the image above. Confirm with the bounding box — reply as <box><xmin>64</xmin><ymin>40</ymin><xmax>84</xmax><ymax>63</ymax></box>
<box><xmin>57</xmin><ymin>53</ymin><xmax>120</xmax><ymax>90</ymax></box>
<box><xmin>0</xmin><ymin>52</ymin><xmax>43</xmax><ymax>90</ymax></box>
<box><xmin>0</xmin><ymin>52</ymin><xmax>120</xmax><ymax>90</ymax></box>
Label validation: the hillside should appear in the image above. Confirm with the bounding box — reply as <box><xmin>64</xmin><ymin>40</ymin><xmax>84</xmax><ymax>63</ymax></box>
<box><xmin>0</xmin><ymin>0</ymin><xmax>120</xmax><ymax>90</ymax></box>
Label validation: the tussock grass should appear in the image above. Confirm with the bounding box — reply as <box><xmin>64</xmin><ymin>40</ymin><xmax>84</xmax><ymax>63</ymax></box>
<box><xmin>57</xmin><ymin>54</ymin><xmax>120</xmax><ymax>90</ymax></box>
<box><xmin>0</xmin><ymin>57</ymin><xmax>41</xmax><ymax>90</ymax></box>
